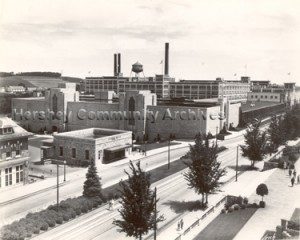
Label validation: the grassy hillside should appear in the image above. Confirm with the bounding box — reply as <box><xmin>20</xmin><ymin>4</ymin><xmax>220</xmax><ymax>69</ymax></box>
<box><xmin>0</xmin><ymin>75</ymin><xmax>83</xmax><ymax>88</ymax></box>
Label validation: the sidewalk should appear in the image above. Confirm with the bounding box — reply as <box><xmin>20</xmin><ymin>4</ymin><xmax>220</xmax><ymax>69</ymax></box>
<box><xmin>234</xmin><ymin>168</ymin><xmax>300</xmax><ymax>240</ymax></box>
<box><xmin>156</xmin><ymin>168</ymin><xmax>276</xmax><ymax>240</ymax></box>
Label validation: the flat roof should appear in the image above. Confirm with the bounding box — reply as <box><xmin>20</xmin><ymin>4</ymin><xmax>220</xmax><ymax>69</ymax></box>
<box><xmin>241</xmin><ymin>101</ymin><xmax>283</xmax><ymax>113</ymax></box>
<box><xmin>54</xmin><ymin>128</ymin><xmax>130</xmax><ymax>140</ymax></box>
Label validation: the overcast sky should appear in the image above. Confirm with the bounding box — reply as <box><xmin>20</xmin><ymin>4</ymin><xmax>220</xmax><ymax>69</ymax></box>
<box><xmin>0</xmin><ymin>0</ymin><xmax>299</xmax><ymax>84</ymax></box>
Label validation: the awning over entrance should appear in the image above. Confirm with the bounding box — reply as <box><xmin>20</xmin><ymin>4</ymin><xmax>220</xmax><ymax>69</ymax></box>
<box><xmin>103</xmin><ymin>144</ymin><xmax>130</xmax><ymax>163</ymax></box>
<box><xmin>105</xmin><ymin>144</ymin><xmax>131</xmax><ymax>153</ymax></box>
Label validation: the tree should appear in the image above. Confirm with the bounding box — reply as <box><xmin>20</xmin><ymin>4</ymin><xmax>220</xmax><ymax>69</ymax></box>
<box><xmin>267</xmin><ymin>115</ymin><xmax>286</xmax><ymax>151</ymax></box>
<box><xmin>113</xmin><ymin>161</ymin><xmax>164</xmax><ymax>240</ymax></box>
<box><xmin>256</xmin><ymin>183</ymin><xmax>268</xmax><ymax>201</ymax></box>
<box><xmin>184</xmin><ymin>133</ymin><xmax>226</xmax><ymax>205</ymax></box>
<box><xmin>282</xmin><ymin>110</ymin><xmax>299</xmax><ymax>140</ymax></box>
<box><xmin>241</xmin><ymin>120</ymin><xmax>268</xmax><ymax>168</ymax></box>
<box><xmin>83</xmin><ymin>162</ymin><xmax>103</xmax><ymax>199</ymax></box>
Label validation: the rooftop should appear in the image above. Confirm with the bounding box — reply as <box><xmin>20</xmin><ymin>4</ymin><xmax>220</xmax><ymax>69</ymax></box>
<box><xmin>54</xmin><ymin>128</ymin><xmax>130</xmax><ymax>140</ymax></box>
<box><xmin>0</xmin><ymin>117</ymin><xmax>33</xmax><ymax>140</ymax></box>
<box><xmin>241</xmin><ymin>101</ymin><xmax>284</xmax><ymax>112</ymax></box>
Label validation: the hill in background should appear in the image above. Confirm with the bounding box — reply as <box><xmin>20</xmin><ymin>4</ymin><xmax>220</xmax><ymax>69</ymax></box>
<box><xmin>0</xmin><ymin>72</ymin><xmax>83</xmax><ymax>89</ymax></box>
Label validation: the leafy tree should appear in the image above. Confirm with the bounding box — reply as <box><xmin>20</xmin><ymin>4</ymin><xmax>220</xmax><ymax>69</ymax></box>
<box><xmin>241</xmin><ymin>120</ymin><xmax>268</xmax><ymax>168</ymax></box>
<box><xmin>114</xmin><ymin>161</ymin><xmax>164</xmax><ymax>240</ymax></box>
<box><xmin>267</xmin><ymin>115</ymin><xmax>286</xmax><ymax>151</ymax></box>
<box><xmin>83</xmin><ymin>162</ymin><xmax>103</xmax><ymax>199</ymax></box>
<box><xmin>184</xmin><ymin>133</ymin><xmax>226</xmax><ymax>205</ymax></box>
<box><xmin>256</xmin><ymin>183</ymin><xmax>268</xmax><ymax>201</ymax></box>
<box><xmin>282</xmin><ymin>110</ymin><xmax>300</xmax><ymax>140</ymax></box>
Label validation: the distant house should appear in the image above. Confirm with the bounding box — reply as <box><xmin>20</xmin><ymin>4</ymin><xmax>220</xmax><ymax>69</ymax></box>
<box><xmin>5</xmin><ymin>86</ymin><xmax>26</xmax><ymax>93</ymax></box>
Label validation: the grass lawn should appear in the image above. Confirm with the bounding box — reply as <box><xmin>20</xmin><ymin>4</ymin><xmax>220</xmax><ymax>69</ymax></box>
<box><xmin>193</xmin><ymin>208</ymin><xmax>257</xmax><ymax>240</ymax></box>
<box><xmin>102</xmin><ymin>156</ymin><xmax>187</xmax><ymax>198</ymax></box>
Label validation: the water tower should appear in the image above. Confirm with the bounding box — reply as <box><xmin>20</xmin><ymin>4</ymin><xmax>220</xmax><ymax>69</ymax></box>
<box><xmin>130</xmin><ymin>61</ymin><xmax>145</xmax><ymax>81</ymax></box>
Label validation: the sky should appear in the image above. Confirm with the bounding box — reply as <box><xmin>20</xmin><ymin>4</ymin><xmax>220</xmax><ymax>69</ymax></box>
<box><xmin>0</xmin><ymin>0</ymin><xmax>299</xmax><ymax>84</ymax></box>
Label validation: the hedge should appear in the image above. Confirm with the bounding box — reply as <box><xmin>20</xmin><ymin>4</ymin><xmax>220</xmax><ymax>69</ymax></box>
<box><xmin>1</xmin><ymin>196</ymin><xmax>103</xmax><ymax>240</ymax></box>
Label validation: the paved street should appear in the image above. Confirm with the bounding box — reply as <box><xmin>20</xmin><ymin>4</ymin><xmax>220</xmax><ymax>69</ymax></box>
<box><xmin>31</xmin><ymin>141</ymin><xmax>250</xmax><ymax>240</ymax></box>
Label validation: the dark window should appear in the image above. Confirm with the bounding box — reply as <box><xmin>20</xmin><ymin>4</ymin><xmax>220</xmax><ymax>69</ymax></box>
<box><xmin>129</xmin><ymin>97</ymin><xmax>135</xmax><ymax>126</ymax></box>
<box><xmin>5</xmin><ymin>167</ymin><xmax>12</xmax><ymax>186</ymax></box>
<box><xmin>6</xmin><ymin>152</ymin><xmax>11</xmax><ymax>158</ymax></box>
<box><xmin>16</xmin><ymin>149</ymin><xmax>20</xmax><ymax>156</ymax></box>
<box><xmin>85</xmin><ymin>150</ymin><xmax>89</xmax><ymax>160</ymax></box>
<box><xmin>72</xmin><ymin>148</ymin><xmax>76</xmax><ymax>158</ymax></box>
<box><xmin>16</xmin><ymin>165</ymin><xmax>23</xmax><ymax>183</ymax></box>
<box><xmin>265</xmin><ymin>95</ymin><xmax>267</xmax><ymax>98</ymax></box>
<box><xmin>52</xmin><ymin>94</ymin><xmax>58</xmax><ymax>113</ymax></box>
<box><xmin>59</xmin><ymin>147</ymin><xmax>63</xmax><ymax>156</ymax></box>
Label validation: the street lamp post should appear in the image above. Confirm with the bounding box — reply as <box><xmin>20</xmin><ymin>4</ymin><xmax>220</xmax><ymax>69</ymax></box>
<box><xmin>168</xmin><ymin>137</ymin><xmax>171</xmax><ymax>169</ymax></box>
<box><xmin>56</xmin><ymin>162</ymin><xmax>59</xmax><ymax>210</ymax></box>
<box><xmin>236</xmin><ymin>145</ymin><xmax>241</xmax><ymax>182</ymax></box>
<box><xmin>63</xmin><ymin>160</ymin><xmax>66</xmax><ymax>182</ymax></box>
<box><xmin>154</xmin><ymin>187</ymin><xmax>157</xmax><ymax>240</ymax></box>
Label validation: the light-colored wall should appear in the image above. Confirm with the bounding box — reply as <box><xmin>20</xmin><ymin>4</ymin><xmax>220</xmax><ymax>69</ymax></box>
<box><xmin>146</xmin><ymin>105</ymin><xmax>210</xmax><ymax>140</ymax></box>
<box><xmin>66</xmin><ymin>102</ymin><xmax>120</xmax><ymax>131</ymax></box>
<box><xmin>53</xmin><ymin>131</ymin><xmax>131</xmax><ymax>165</ymax></box>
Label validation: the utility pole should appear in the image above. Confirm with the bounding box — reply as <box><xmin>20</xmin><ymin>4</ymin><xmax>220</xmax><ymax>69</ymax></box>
<box><xmin>168</xmin><ymin>138</ymin><xmax>170</xmax><ymax>169</ymax></box>
<box><xmin>236</xmin><ymin>145</ymin><xmax>239</xmax><ymax>182</ymax></box>
<box><xmin>154</xmin><ymin>187</ymin><xmax>157</xmax><ymax>240</ymax></box>
<box><xmin>63</xmin><ymin>160</ymin><xmax>66</xmax><ymax>182</ymax></box>
<box><xmin>57</xmin><ymin>162</ymin><xmax>59</xmax><ymax>210</ymax></box>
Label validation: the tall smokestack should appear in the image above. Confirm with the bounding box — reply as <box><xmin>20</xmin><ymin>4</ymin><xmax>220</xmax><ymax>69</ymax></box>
<box><xmin>114</xmin><ymin>54</ymin><xmax>117</xmax><ymax>76</ymax></box>
<box><xmin>164</xmin><ymin>42</ymin><xmax>169</xmax><ymax>76</ymax></box>
<box><xmin>118</xmin><ymin>53</ymin><xmax>121</xmax><ymax>75</ymax></box>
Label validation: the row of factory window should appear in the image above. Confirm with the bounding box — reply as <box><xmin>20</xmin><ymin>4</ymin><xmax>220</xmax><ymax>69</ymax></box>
<box><xmin>250</xmin><ymin>95</ymin><xmax>278</xmax><ymax>99</ymax></box>
<box><xmin>0</xmin><ymin>165</ymin><xmax>23</xmax><ymax>188</ymax></box>
<box><xmin>59</xmin><ymin>147</ymin><xmax>90</xmax><ymax>160</ymax></box>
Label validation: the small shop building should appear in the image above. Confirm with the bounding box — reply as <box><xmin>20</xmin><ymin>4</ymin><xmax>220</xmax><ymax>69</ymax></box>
<box><xmin>41</xmin><ymin>128</ymin><xmax>132</xmax><ymax>166</ymax></box>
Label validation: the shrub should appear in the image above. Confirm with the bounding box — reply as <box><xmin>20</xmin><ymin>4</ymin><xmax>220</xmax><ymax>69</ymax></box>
<box><xmin>243</xmin><ymin>197</ymin><xmax>249</xmax><ymax>204</ymax></box>
<box><xmin>40</xmin><ymin>222</ymin><xmax>49</xmax><ymax>231</ymax></box>
<box><xmin>33</xmin><ymin>228</ymin><xmax>40</xmax><ymax>234</ymax></box>
<box><xmin>233</xmin><ymin>204</ymin><xmax>240</xmax><ymax>211</ymax></box>
<box><xmin>228</xmin><ymin>207</ymin><xmax>234</xmax><ymax>213</ymax></box>
<box><xmin>241</xmin><ymin>204</ymin><xmax>246</xmax><ymax>209</ymax></box>
<box><xmin>55</xmin><ymin>217</ymin><xmax>63</xmax><ymax>224</ymax></box>
<box><xmin>81</xmin><ymin>205</ymin><xmax>88</xmax><ymax>213</ymax></box>
<box><xmin>246</xmin><ymin>203</ymin><xmax>252</xmax><ymax>208</ymax></box>
<box><xmin>259</xmin><ymin>201</ymin><xmax>266</xmax><ymax>208</ymax></box>
<box><xmin>62</xmin><ymin>212</ymin><xmax>70</xmax><ymax>222</ymax></box>
<box><xmin>69</xmin><ymin>209</ymin><xmax>77</xmax><ymax>219</ymax></box>
<box><xmin>252</xmin><ymin>203</ymin><xmax>258</xmax><ymax>208</ymax></box>
<box><xmin>256</xmin><ymin>183</ymin><xmax>269</xmax><ymax>201</ymax></box>
<box><xmin>75</xmin><ymin>208</ymin><xmax>82</xmax><ymax>215</ymax></box>
<box><xmin>221</xmin><ymin>209</ymin><xmax>226</xmax><ymax>214</ymax></box>
<box><xmin>237</xmin><ymin>196</ymin><xmax>243</xmax><ymax>205</ymax></box>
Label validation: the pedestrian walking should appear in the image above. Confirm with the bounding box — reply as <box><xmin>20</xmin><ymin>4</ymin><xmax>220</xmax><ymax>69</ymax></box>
<box><xmin>180</xmin><ymin>219</ymin><xmax>184</xmax><ymax>230</ymax></box>
<box><xmin>297</xmin><ymin>175</ymin><xmax>300</xmax><ymax>184</ymax></box>
<box><xmin>177</xmin><ymin>220</ymin><xmax>181</xmax><ymax>231</ymax></box>
<box><xmin>289</xmin><ymin>168</ymin><xmax>292</xmax><ymax>177</ymax></box>
<box><xmin>293</xmin><ymin>170</ymin><xmax>297</xmax><ymax>178</ymax></box>
<box><xmin>111</xmin><ymin>199</ymin><xmax>115</xmax><ymax>210</ymax></box>
<box><xmin>291</xmin><ymin>176</ymin><xmax>295</xmax><ymax>187</ymax></box>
